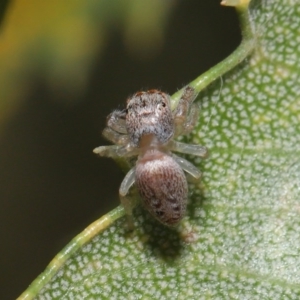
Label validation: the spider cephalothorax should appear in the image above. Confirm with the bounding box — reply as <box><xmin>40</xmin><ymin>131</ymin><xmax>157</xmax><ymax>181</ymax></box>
<box><xmin>126</xmin><ymin>90</ymin><xmax>174</xmax><ymax>147</ymax></box>
<box><xmin>94</xmin><ymin>86</ymin><xmax>208</xmax><ymax>226</ymax></box>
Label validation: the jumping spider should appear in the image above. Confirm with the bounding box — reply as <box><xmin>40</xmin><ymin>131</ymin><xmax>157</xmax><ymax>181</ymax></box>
<box><xmin>94</xmin><ymin>86</ymin><xmax>208</xmax><ymax>226</ymax></box>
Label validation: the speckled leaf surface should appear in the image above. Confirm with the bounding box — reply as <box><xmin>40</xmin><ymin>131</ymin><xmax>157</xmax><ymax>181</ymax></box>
<box><xmin>25</xmin><ymin>0</ymin><xmax>300</xmax><ymax>299</ymax></box>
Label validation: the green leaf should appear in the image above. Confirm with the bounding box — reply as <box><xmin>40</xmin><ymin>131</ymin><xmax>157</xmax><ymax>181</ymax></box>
<box><xmin>19</xmin><ymin>0</ymin><xmax>300</xmax><ymax>298</ymax></box>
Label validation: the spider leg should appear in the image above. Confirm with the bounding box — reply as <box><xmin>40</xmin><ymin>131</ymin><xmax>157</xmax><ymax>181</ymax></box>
<box><xmin>93</xmin><ymin>145</ymin><xmax>126</xmax><ymax>157</ymax></box>
<box><xmin>107</xmin><ymin>109</ymin><xmax>127</xmax><ymax>134</ymax></box>
<box><xmin>119</xmin><ymin>167</ymin><xmax>136</xmax><ymax>199</ymax></box>
<box><xmin>173</xmin><ymin>86</ymin><xmax>198</xmax><ymax>136</ymax></box>
<box><xmin>172</xmin><ymin>154</ymin><xmax>201</xmax><ymax>179</ymax></box>
<box><xmin>93</xmin><ymin>145</ymin><xmax>138</xmax><ymax>158</ymax></box>
<box><xmin>119</xmin><ymin>167</ymin><xmax>136</xmax><ymax>229</ymax></box>
<box><xmin>102</xmin><ymin>127</ymin><xmax>129</xmax><ymax>145</ymax></box>
<box><xmin>180</xmin><ymin>103</ymin><xmax>200</xmax><ymax>135</ymax></box>
<box><xmin>170</xmin><ymin>140</ymin><xmax>208</xmax><ymax>158</ymax></box>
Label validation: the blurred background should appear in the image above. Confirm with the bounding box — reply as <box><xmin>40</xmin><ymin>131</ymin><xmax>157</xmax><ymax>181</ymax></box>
<box><xmin>0</xmin><ymin>1</ymin><xmax>240</xmax><ymax>298</ymax></box>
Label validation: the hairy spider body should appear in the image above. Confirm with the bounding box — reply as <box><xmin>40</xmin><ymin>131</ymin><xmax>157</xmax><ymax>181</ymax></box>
<box><xmin>136</xmin><ymin>146</ymin><xmax>188</xmax><ymax>225</ymax></box>
<box><xmin>126</xmin><ymin>90</ymin><xmax>174</xmax><ymax>147</ymax></box>
<box><xmin>94</xmin><ymin>87</ymin><xmax>208</xmax><ymax>226</ymax></box>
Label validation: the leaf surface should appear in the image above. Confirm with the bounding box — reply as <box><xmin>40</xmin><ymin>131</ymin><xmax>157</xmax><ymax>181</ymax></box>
<box><xmin>20</xmin><ymin>0</ymin><xmax>300</xmax><ymax>299</ymax></box>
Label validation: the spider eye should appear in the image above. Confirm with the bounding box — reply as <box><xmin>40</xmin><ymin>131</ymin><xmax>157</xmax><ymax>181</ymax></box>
<box><xmin>161</xmin><ymin>102</ymin><xmax>166</xmax><ymax>107</ymax></box>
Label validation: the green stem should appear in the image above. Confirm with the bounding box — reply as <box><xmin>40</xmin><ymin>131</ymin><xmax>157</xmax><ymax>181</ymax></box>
<box><xmin>17</xmin><ymin>206</ymin><xmax>125</xmax><ymax>300</ymax></box>
<box><xmin>171</xmin><ymin>2</ymin><xmax>254</xmax><ymax>105</ymax></box>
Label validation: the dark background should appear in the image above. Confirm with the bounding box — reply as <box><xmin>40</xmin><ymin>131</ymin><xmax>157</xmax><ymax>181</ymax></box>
<box><xmin>0</xmin><ymin>1</ymin><xmax>240</xmax><ymax>299</ymax></box>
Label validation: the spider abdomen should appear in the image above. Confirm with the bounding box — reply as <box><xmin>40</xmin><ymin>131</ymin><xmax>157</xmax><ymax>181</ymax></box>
<box><xmin>135</xmin><ymin>149</ymin><xmax>188</xmax><ymax>226</ymax></box>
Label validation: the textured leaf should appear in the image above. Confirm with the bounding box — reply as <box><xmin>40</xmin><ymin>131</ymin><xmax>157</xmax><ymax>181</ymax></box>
<box><xmin>19</xmin><ymin>0</ymin><xmax>300</xmax><ymax>299</ymax></box>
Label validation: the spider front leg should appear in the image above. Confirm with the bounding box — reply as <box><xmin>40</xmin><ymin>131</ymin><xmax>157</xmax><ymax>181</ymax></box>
<box><xmin>93</xmin><ymin>145</ymin><xmax>127</xmax><ymax>158</ymax></box>
<box><xmin>93</xmin><ymin>143</ymin><xmax>139</xmax><ymax>159</ymax></box>
<box><xmin>173</xmin><ymin>86</ymin><xmax>199</xmax><ymax>136</ymax></box>
<box><xmin>106</xmin><ymin>109</ymin><xmax>127</xmax><ymax>134</ymax></box>
<box><xmin>102</xmin><ymin>109</ymin><xmax>129</xmax><ymax>145</ymax></box>
<box><xmin>181</xmin><ymin>103</ymin><xmax>200</xmax><ymax>135</ymax></box>
<box><xmin>172</xmin><ymin>86</ymin><xmax>208</xmax><ymax>159</ymax></box>
<box><xmin>119</xmin><ymin>167</ymin><xmax>136</xmax><ymax>229</ymax></box>
<box><xmin>94</xmin><ymin>127</ymin><xmax>139</xmax><ymax>158</ymax></box>
<box><xmin>102</xmin><ymin>127</ymin><xmax>129</xmax><ymax>145</ymax></box>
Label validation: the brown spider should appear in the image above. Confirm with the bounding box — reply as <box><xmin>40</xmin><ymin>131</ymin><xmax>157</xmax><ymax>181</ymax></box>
<box><xmin>94</xmin><ymin>86</ymin><xmax>208</xmax><ymax>226</ymax></box>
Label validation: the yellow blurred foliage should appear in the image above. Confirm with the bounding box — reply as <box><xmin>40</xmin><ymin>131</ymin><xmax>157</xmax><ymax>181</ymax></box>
<box><xmin>0</xmin><ymin>0</ymin><xmax>174</xmax><ymax>127</ymax></box>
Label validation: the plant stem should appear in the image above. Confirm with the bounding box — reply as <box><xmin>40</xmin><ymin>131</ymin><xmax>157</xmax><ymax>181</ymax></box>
<box><xmin>171</xmin><ymin>1</ymin><xmax>254</xmax><ymax>106</ymax></box>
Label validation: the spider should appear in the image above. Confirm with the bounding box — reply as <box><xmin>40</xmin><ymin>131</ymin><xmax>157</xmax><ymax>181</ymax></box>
<box><xmin>93</xmin><ymin>86</ymin><xmax>208</xmax><ymax>226</ymax></box>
